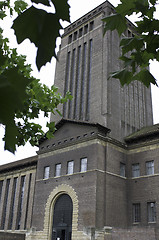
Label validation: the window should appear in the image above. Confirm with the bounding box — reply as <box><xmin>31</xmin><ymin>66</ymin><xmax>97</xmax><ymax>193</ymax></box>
<box><xmin>55</xmin><ymin>164</ymin><xmax>61</xmax><ymax>177</ymax></box>
<box><xmin>74</xmin><ymin>31</ymin><xmax>77</xmax><ymax>41</ymax></box>
<box><xmin>146</xmin><ymin>161</ymin><xmax>154</xmax><ymax>175</ymax></box>
<box><xmin>63</xmin><ymin>51</ymin><xmax>71</xmax><ymax>117</ymax></box>
<box><xmin>9</xmin><ymin>177</ymin><xmax>18</xmax><ymax>229</ymax></box>
<box><xmin>67</xmin><ymin>161</ymin><xmax>74</xmax><ymax>175</ymax></box>
<box><xmin>133</xmin><ymin>203</ymin><xmax>140</xmax><ymax>223</ymax></box>
<box><xmin>1</xmin><ymin>179</ymin><xmax>10</xmax><ymax>229</ymax></box>
<box><xmin>132</xmin><ymin>163</ymin><xmax>140</xmax><ymax>177</ymax></box>
<box><xmin>0</xmin><ymin>180</ymin><xmax>3</xmax><ymax>204</ymax></box>
<box><xmin>148</xmin><ymin>202</ymin><xmax>156</xmax><ymax>222</ymax></box>
<box><xmin>17</xmin><ymin>176</ymin><xmax>26</xmax><ymax>229</ymax></box>
<box><xmin>68</xmin><ymin>34</ymin><xmax>72</xmax><ymax>44</ymax></box>
<box><xmin>79</xmin><ymin>28</ymin><xmax>83</xmax><ymax>37</ymax></box>
<box><xmin>80</xmin><ymin>158</ymin><xmax>87</xmax><ymax>172</ymax></box>
<box><xmin>85</xmin><ymin>39</ymin><xmax>93</xmax><ymax>120</ymax></box>
<box><xmin>44</xmin><ymin>166</ymin><xmax>50</xmax><ymax>179</ymax></box>
<box><xmin>84</xmin><ymin>24</ymin><xmax>88</xmax><ymax>34</ymax></box>
<box><xmin>90</xmin><ymin>21</ymin><xmax>94</xmax><ymax>31</ymax></box>
<box><xmin>128</xmin><ymin>29</ymin><xmax>132</xmax><ymax>37</ymax></box>
<box><xmin>120</xmin><ymin>163</ymin><xmax>126</xmax><ymax>177</ymax></box>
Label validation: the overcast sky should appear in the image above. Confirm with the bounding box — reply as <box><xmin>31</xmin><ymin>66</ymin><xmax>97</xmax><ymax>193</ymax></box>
<box><xmin>0</xmin><ymin>0</ymin><xmax>159</xmax><ymax>165</ymax></box>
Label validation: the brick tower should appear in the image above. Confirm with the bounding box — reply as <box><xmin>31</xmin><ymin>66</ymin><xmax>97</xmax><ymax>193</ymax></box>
<box><xmin>51</xmin><ymin>1</ymin><xmax>153</xmax><ymax>141</ymax></box>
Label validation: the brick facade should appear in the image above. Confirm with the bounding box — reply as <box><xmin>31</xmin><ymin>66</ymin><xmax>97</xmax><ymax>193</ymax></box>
<box><xmin>0</xmin><ymin>1</ymin><xmax>158</xmax><ymax>240</ymax></box>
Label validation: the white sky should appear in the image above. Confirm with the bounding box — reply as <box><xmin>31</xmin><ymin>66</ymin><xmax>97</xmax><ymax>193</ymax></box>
<box><xmin>0</xmin><ymin>0</ymin><xmax>159</xmax><ymax>165</ymax></box>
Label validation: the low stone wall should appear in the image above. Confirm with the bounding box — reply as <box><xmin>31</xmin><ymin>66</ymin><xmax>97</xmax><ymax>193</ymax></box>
<box><xmin>26</xmin><ymin>226</ymin><xmax>158</xmax><ymax>240</ymax></box>
<box><xmin>0</xmin><ymin>232</ymin><xmax>25</xmax><ymax>240</ymax></box>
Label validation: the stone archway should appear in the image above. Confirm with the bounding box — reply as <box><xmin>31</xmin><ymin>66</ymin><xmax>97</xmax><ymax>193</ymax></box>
<box><xmin>43</xmin><ymin>184</ymin><xmax>79</xmax><ymax>240</ymax></box>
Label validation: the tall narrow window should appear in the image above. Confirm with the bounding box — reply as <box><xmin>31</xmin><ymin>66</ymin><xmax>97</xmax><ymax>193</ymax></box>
<box><xmin>147</xmin><ymin>202</ymin><xmax>156</xmax><ymax>222</ymax></box>
<box><xmin>67</xmin><ymin>161</ymin><xmax>74</xmax><ymax>175</ymax></box>
<box><xmin>68</xmin><ymin>49</ymin><xmax>76</xmax><ymax>118</ymax></box>
<box><xmin>84</xmin><ymin>24</ymin><xmax>88</xmax><ymax>34</ymax></box>
<box><xmin>86</xmin><ymin>39</ymin><xmax>92</xmax><ymax>120</ymax></box>
<box><xmin>44</xmin><ymin>166</ymin><xmax>50</xmax><ymax>179</ymax></box>
<box><xmin>146</xmin><ymin>161</ymin><xmax>154</xmax><ymax>175</ymax></box>
<box><xmin>0</xmin><ymin>180</ymin><xmax>3</xmax><ymax>206</ymax></box>
<box><xmin>132</xmin><ymin>163</ymin><xmax>140</xmax><ymax>177</ymax></box>
<box><xmin>133</xmin><ymin>203</ymin><xmax>140</xmax><ymax>223</ymax></box>
<box><xmin>74</xmin><ymin>45</ymin><xmax>81</xmax><ymax>119</ymax></box>
<box><xmin>17</xmin><ymin>176</ymin><xmax>26</xmax><ymax>230</ymax></box>
<box><xmin>63</xmin><ymin>52</ymin><xmax>71</xmax><ymax>117</ymax></box>
<box><xmin>74</xmin><ymin>31</ymin><xmax>77</xmax><ymax>41</ymax></box>
<box><xmin>120</xmin><ymin>163</ymin><xmax>126</xmax><ymax>177</ymax></box>
<box><xmin>24</xmin><ymin>174</ymin><xmax>32</xmax><ymax>229</ymax></box>
<box><xmin>80</xmin><ymin>42</ymin><xmax>87</xmax><ymax>120</ymax></box>
<box><xmin>9</xmin><ymin>177</ymin><xmax>18</xmax><ymax>229</ymax></box>
<box><xmin>80</xmin><ymin>158</ymin><xmax>87</xmax><ymax>172</ymax></box>
<box><xmin>1</xmin><ymin>179</ymin><xmax>10</xmax><ymax>229</ymax></box>
<box><xmin>90</xmin><ymin>21</ymin><xmax>94</xmax><ymax>31</ymax></box>
<box><xmin>79</xmin><ymin>28</ymin><xmax>83</xmax><ymax>37</ymax></box>
<box><xmin>55</xmin><ymin>164</ymin><xmax>61</xmax><ymax>177</ymax></box>
<box><xmin>68</xmin><ymin>34</ymin><xmax>72</xmax><ymax>44</ymax></box>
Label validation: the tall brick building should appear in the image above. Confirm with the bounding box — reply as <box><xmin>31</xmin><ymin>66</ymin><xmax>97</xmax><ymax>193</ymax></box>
<box><xmin>0</xmin><ymin>1</ymin><xmax>159</xmax><ymax>240</ymax></box>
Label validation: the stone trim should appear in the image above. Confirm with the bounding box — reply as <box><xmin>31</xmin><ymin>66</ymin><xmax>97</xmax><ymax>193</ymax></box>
<box><xmin>43</xmin><ymin>184</ymin><xmax>79</xmax><ymax>240</ymax></box>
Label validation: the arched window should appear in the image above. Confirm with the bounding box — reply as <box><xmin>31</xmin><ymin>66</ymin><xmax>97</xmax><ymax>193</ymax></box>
<box><xmin>52</xmin><ymin>194</ymin><xmax>73</xmax><ymax>240</ymax></box>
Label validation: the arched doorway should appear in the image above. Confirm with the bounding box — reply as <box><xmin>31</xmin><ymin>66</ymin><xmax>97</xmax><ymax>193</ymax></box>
<box><xmin>52</xmin><ymin>194</ymin><xmax>73</xmax><ymax>240</ymax></box>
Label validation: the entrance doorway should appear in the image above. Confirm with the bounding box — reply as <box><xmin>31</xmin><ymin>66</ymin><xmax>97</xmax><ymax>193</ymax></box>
<box><xmin>52</xmin><ymin>194</ymin><xmax>73</xmax><ymax>240</ymax></box>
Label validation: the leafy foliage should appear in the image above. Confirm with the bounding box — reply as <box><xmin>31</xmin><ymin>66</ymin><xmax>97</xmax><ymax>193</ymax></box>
<box><xmin>0</xmin><ymin>0</ymin><xmax>72</xmax><ymax>153</ymax></box>
<box><xmin>103</xmin><ymin>0</ymin><xmax>159</xmax><ymax>87</ymax></box>
<box><xmin>12</xmin><ymin>0</ymin><xmax>70</xmax><ymax>70</ymax></box>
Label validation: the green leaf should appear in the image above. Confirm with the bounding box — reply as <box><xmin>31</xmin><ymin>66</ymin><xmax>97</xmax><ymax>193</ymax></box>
<box><xmin>116</xmin><ymin>0</ymin><xmax>136</xmax><ymax>16</ymax></box>
<box><xmin>0</xmin><ymin>68</ymin><xmax>32</xmax><ymax>124</ymax></box>
<box><xmin>0</xmin><ymin>10</ymin><xmax>6</xmax><ymax>19</ymax></box>
<box><xmin>14</xmin><ymin>0</ymin><xmax>28</xmax><ymax>14</ymax></box>
<box><xmin>120</xmin><ymin>36</ymin><xmax>144</xmax><ymax>55</ymax></box>
<box><xmin>134</xmin><ymin>69</ymin><xmax>157</xmax><ymax>87</ymax></box>
<box><xmin>134</xmin><ymin>0</ymin><xmax>149</xmax><ymax>16</ymax></box>
<box><xmin>103</xmin><ymin>14</ymin><xmax>127</xmax><ymax>36</ymax></box>
<box><xmin>12</xmin><ymin>6</ymin><xmax>62</xmax><ymax>70</ymax></box>
<box><xmin>145</xmin><ymin>34</ymin><xmax>159</xmax><ymax>54</ymax></box>
<box><xmin>31</xmin><ymin>0</ymin><xmax>50</xmax><ymax>6</ymax></box>
<box><xmin>110</xmin><ymin>69</ymin><xmax>133</xmax><ymax>86</ymax></box>
<box><xmin>136</xmin><ymin>18</ymin><xmax>159</xmax><ymax>34</ymax></box>
<box><xmin>3</xmin><ymin>119</ymin><xmax>18</xmax><ymax>153</ymax></box>
<box><xmin>51</xmin><ymin>0</ymin><xmax>70</xmax><ymax>22</ymax></box>
<box><xmin>150</xmin><ymin>0</ymin><xmax>157</xmax><ymax>5</ymax></box>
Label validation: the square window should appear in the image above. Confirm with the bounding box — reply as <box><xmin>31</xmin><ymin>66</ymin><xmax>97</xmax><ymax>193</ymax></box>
<box><xmin>147</xmin><ymin>202</ymin><xmax>156</xmax><ymax>222</ymax></box>
<box><xmin>55</xmin><ymin>164</ymin><xmax>61</xmax><ymax>177</ymax></box>
<box><xmin>120</xmin><ymin>163</ymin><xmax>126</xmax><ymax>177</ymax></box>
<box><xmin>132</xmin><ymin>163</ymin><xmax>140</xmax><ymax>177</ymax></box>
<box><xmin>80</xmin><ymin>158</ymin><xmax>87</xmax><ymax>172</ymax></box>
<box><xmin>43</xmin><ymin>166</ymin><xmax>50</xmax><ymax>179</ymax></box>
<box><xmin>146</xmin><ymin>161</ymin><xmax>154</xmax><ymax>175</ymax></box>
<box><xmin>133</xmin><ymin>203</ymin><xmax>140</xmax><ymax>223</ymax></box>
<box><xmin>67</xmin><ymin>161</ymin><xmax>74</xmax><ymax>175</ymax></box>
